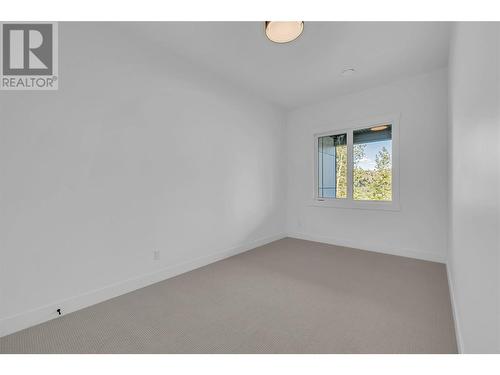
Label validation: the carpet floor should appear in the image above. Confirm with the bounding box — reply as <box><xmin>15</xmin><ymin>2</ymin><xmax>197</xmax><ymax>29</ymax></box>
<box><xmin>0</xmin><ymin>238</ymin><xmax>457</xmax><ymax>353</ymax></box>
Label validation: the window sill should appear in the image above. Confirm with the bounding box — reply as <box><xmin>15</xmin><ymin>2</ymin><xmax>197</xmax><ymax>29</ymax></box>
<box><xmin>310</xmin><ymin>199</ymin><xmax>400</xmax><ymax>211</ymax></box>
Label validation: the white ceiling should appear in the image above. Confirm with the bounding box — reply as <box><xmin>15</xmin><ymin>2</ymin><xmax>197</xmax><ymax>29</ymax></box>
<box><xmin>125</xmin><ymin>22</ymin><xmax>451</xmax><ymax>109</ymax></box>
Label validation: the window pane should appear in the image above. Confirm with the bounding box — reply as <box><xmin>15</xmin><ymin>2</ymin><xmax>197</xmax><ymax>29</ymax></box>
<box><xmin>318</xmin><ymin>133</ymin><xmax>347</xmax><ymax>199</ymax></box>
<box><xmin>353</xmin><ymin>124</ymin><xmax>392</xmax><ymax>201</ymax></box>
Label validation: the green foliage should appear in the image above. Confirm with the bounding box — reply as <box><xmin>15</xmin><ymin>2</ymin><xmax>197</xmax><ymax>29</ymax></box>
<box><xmin>324</xmin><ymin>139</ymin><xmax>391</xmax><ymax>201</ymax></box>
<box><xmin>352</xmin><ymin>145</ymin><xmax>392</xmax><ymax>201</ymax></box>
<box><xmin>335</xmin><ymin>144</ymin><xmax>347</xmax><ymax>198</ymax></box>
<box><xmin>354</xmin><ymin>143</ymin><xmax>366</xmax><ymax>165</ymax></box>
<box><xmin>371</xmin><ymin>146</ymin><xmax>392</xmax><ymax>200</ymax></box>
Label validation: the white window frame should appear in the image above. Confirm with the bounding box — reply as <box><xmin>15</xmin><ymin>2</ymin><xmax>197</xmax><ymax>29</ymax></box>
<box><xmin>313</xmin><ymin>114</ymin><xmax>400</xmax><ymax>211</ymax></box>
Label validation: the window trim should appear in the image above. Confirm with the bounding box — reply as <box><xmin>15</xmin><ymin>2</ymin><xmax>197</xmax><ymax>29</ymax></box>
<box><xmin>312</xmin><ymin>114</ymin><xmax>400</xmax><ymax>211</ymax></box>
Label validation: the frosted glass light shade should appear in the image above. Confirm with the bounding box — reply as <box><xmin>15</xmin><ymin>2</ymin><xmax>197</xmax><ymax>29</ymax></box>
<box><xmin>265</xmin><ymin>21</ymin><xmax>304</xmax><ymax>43</ymax></box>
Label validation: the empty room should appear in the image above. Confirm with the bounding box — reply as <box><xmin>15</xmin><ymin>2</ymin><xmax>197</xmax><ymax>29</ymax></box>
<box><xmin>1</xmin><ymin>2</ymin><xmax>500</xmax><ymax>369</ymax></box>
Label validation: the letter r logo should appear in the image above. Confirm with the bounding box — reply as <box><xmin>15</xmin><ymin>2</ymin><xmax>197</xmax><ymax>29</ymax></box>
<box><xmin>2</xmin><ymin>24</ymin><xmax>53</xmax><ymax>75</ymax></box>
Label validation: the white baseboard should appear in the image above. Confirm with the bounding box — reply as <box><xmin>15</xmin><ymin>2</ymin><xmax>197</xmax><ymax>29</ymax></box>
<box><xmin>0</xmin><ymin>232</ymin><xmax>286</xmax><ymax>338</ymax></box>
<box><xmin>287</xmin><ymin>232</ymin><xmax>446</xmax><ymax>263</ymax></box>
<box><xmin>446</xmin><ymin>263</ymin><xmax>464</xmax><ymax>353</ymax></box>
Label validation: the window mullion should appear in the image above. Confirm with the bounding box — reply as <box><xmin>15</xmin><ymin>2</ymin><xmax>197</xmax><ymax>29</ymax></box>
<box><xmin>347</xmin><ymin>129</ymin><xmax>354</xmax><ymax>202</ymax></box>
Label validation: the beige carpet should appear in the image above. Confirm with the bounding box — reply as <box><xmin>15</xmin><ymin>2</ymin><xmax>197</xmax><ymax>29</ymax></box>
<box><xmin>0</xmin><ymin>238</ymin><xmax>457</xmax><ymax>353</ymax></box>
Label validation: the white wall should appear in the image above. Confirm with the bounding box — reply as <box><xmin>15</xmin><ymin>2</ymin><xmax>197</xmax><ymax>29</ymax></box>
<box><xmin>448</xmin><ymin>22</ymin><xmax>499</xmax><ymax>353</ymax></box>
<box><xmin>3</xmin><ymin>22</ymin><xmax>497</xmax><ymax>351</ymax></box>
<box><xmin>286</xmin><ymin>69</ymin><xmax>449</xmax><ymax>262</ymax></box>
<box><xmin>0</xmin><ymin>23</ymin><xmax>286</xmax><ymax>336</ymax></box>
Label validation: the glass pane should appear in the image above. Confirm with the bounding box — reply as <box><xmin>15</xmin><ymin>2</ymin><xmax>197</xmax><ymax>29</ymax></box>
<box><xmin>353</xmin><ymin>124</ymin><xmax>392</xmax><ymax>201</ymax></box>
<box><xmin>318</xmin><ymin>133</ymin><xmax>347</xmax><ymax>199</ymax></box>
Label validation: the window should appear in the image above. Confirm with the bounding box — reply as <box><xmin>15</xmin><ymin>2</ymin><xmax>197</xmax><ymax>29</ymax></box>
<box><xmin>353</xmin><ymin>125</ymin><xmax>392</xmax><ymax>201</ymax></box>
<box><xmin>318</xmin><ymin>133</ymin><xmax>347</xmax><ymax>199</ymax></box>
<box><xmin>314</xmin><ymin>117</ymin><xmax>399</xmax><ymax>210</ymax></box>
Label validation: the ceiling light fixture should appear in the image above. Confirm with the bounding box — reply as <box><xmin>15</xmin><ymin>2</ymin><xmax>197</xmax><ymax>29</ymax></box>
<box><xmin>265</xmin><ymin>21</ymin><xmax>304</xmax><ymax>44</ymax></box>
<box><xmin>370</xmin><ymin>125</ymin><xmax>389</xmax><ymax>132</ymax></box>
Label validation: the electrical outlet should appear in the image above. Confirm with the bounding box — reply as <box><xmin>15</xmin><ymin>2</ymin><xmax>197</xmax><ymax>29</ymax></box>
<box><xmin>153</xmin><ymin>250</ymin><xmax>160</xmax><ymax>261</ymax></box>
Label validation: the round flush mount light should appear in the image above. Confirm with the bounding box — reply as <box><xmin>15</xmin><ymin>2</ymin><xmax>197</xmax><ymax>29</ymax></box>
<box><xmin>265</xmin><ymin>21</ymin><xmax>304</xmax><ymax>43</ymax></box>
<box><xmin>341</xmin><ymin>68</ymin><xmax>356</xmax><ymax>77</ymax></box>
<box><xmin>370</xmin><ymin>125</ymin><xmax>389</xmax><ymax>132</ymax></box>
